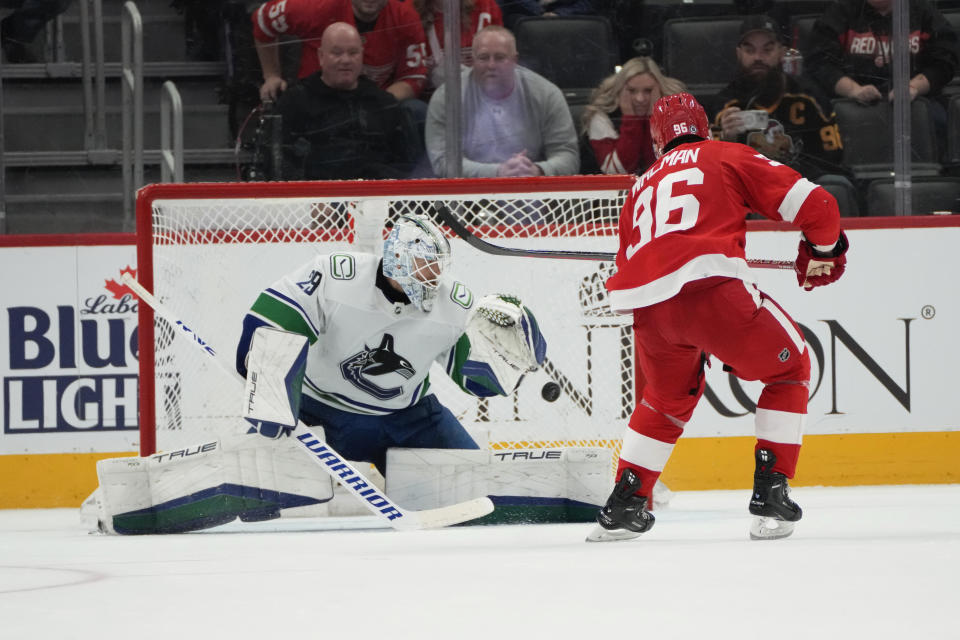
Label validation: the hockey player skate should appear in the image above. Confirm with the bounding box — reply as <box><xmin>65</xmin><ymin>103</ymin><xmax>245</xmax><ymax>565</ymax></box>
<box><xmin>586</xmin><ymin>469</ymin><xmax>655</xmax><ymax>542</ymax></box>
<box><xmin>749</xmin><ymin>449</ymin><xmax>802</xmax><ymax>540</ymax></box>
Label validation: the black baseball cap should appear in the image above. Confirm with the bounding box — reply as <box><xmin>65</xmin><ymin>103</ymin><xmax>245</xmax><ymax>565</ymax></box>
<box><xmin>738</xmin><ymin>15</ymin><xmax>782</xmax><ymax>44</ymax></box>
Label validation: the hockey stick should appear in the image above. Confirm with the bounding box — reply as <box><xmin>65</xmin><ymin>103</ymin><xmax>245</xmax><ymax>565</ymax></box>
<box><xmin>434</xmin><ymin>203</ymin><xmax>795</xmax><ymax>269</ymax></box>
<box><xmin>122</xmin><ymin>273</ymin><xmax>494</xmax><ymax>531</ymax></box>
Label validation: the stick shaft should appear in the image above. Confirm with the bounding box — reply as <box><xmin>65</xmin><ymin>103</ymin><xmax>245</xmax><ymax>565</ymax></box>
<box><xmin>434</xmin><ymin>204</ymin><xmax>794</xmax><ymax>269</ymax></box>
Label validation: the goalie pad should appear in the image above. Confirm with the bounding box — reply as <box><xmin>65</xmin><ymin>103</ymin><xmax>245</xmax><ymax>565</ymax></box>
<box><xmin>90</xmin><ymin>430</ymin><xmax>333</xmax><ymax>534</ymax></box>
<box><xmin>385</xmin><ymin>447</ymin><xmax>611</xmax><ymax>523</ymax></box>
<box><xmin>243</xmin><ymin>326</ymin><xmax>308</xmax><ymax>438</ymax></box>
<box><xmin>464</xmin><ymin>294</ymin><xmax>546</xmax><ymax>394</ymax></box>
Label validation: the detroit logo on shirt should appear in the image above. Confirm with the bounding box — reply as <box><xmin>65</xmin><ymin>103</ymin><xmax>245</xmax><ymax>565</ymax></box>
<box><xmin>339</xmin><ymin>333</ymin><xmax>416</xmax><ymax>400</ymax></box>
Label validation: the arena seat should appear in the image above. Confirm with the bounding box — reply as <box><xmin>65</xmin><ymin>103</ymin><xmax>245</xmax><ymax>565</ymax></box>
<box><xmin>514</xmin><ymin>16</ymin><xmax>618</xmax><ymax>104</ymax></box>
<box><xmin>831</xmin><ymin>98</ymin><xmax>941</xmax><ymax>180</ymax></box>
<box><xmin>662</xmin><ymin>16</ymin><xmax>746</xmax><ymax>101</ymax></box>
<box><xmin>865</xmin><ymin>176</ymin><xmax>960</xmax><ymax>216</ymax></box>
<box><xmin>944</xmin><ymin>94</ymin><xmax>960</xmax><ymax>168</ymax></box>
<box><xmin>787</xmin><ymin>13</ymin><xmax>818</xmax><ymax>54</ymax></box>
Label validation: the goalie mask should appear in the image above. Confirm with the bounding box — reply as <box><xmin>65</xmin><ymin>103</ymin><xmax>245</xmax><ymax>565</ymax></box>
<box><xmin>383</xmin><ymin>213</ymin><xmax>451</xmax><ymax>312</ymax></box>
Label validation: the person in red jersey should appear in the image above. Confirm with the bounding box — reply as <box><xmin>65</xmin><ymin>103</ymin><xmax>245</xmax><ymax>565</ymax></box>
<box><xmin>413</xmin><ymin>0</ymin><xmax>502</xmax><ymax>96</ymax></box>
<box><xmin>586</xmin><ymin>92</ymin><xmax>849</xmax><ymax>543</ymax></box>
<box><xmin>807</xmin><ymin>0</ymin><xmax>958</xmax><ymax>105</ymax></box>
<box><xmin>252</xmin><ymin>0</ymin><xmax>428</xmax><ymax>103</ymax></box>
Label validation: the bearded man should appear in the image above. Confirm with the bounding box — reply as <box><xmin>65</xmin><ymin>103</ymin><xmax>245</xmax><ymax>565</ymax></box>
<box><xmin>712</xmin><ymin>15</ymin><xmax>848</xmax><ymax>183</ymax></box>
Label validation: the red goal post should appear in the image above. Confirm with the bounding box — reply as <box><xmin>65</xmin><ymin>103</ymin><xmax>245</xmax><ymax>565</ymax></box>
<box><xmin>135</xmin><ymin>175</ymin><xmax>636</xmax><ymax>459</ymax></box>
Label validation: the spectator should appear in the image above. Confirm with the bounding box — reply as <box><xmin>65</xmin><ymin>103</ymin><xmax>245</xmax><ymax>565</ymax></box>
<box><xmin>268</xmin><ymin>22</ymin><xmax>419</xmax><ymax>180</ymax></box>
<box><xmin>0</xmin><ymin>0</ymin><xmax>71</xmax><ymax>63</ymax></box>
<box><xmin>497</xmin><ymin>0</ymin><xmax>597</xmax><ymax>30</ymax></box>
<box><xmin>414</xmin><ymin>0</ymin><xmax>503</xmax><ymax>96</ymax></box>
<box><xmin>425</xmin><ymin>25</ymin><xmax>579</xmax><ymax>178</ymax></box>
<box><xmin>581</xmin><ymin>56</ymin><xmax>686</xmax><ymax>175</ymax></box>
<box><xmin>806</xmin><ymin>0</ymin><xmax>959</xmax><ymax>105</ymax></box>
<box><xmin>712</xmin><ymin>15</ymin><xmax>849</xmax><ymax>183</ymax></box>
<box><xmin>251</xmin><ymin>0</ymin><xmax>428</xmax><ymax>103</ymax></box>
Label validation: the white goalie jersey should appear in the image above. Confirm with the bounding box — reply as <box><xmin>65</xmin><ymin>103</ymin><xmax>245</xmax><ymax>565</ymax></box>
<box><xmin>238</xmin><ymin>251</ymin><xmax>488</xmax><ymax>415</ymax></box>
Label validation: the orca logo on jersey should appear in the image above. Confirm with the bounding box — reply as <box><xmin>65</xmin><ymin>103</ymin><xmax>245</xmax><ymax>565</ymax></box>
<box><xmin>339</xmin><ymin>333</ymin><xmax>416</xmax><ymax>400</ymax></box>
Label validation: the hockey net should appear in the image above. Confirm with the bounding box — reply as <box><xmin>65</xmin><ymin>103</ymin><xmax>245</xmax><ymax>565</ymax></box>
<box><xmin>135</xmin><ymin>176</ymin><xmax>637</xmax><ymax>469</ymax></box>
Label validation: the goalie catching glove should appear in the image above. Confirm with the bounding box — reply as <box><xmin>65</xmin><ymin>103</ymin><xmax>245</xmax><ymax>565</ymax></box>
<box><xmin>464</xmin><ymin>294</ymin><xmax>546</xmax><ymax>395</ymax></box>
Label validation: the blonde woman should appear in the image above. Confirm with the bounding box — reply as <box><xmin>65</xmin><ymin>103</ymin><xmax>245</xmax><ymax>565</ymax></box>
<box><xmin>582</xmin><ymin>57</ymin><xmax>686</xmax><ymax>174</ymax></box>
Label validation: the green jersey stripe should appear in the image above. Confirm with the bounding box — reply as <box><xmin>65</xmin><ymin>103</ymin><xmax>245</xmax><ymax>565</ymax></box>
<box><xmin>250</xmin><ymin>293</ymin><xmax>319</xmax><ymax>343</ymax></box>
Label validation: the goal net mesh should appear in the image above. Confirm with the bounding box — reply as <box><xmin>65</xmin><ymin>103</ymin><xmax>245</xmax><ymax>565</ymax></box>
<box><xmin>138</xmin><ymin>178</ymin><xmax>635</xmax><ymax>471</ymax></box>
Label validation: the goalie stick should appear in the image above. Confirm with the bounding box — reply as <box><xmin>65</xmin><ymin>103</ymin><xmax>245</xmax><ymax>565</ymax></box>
<box><xmin>122</xmin><ymin>273</ymin><xmax>494</xmax><ymax>531</ymax></box>
<box><xmin>434</xmin><ymin>203</ymin><xmax>794</xmax><ymax>270</ymax></box>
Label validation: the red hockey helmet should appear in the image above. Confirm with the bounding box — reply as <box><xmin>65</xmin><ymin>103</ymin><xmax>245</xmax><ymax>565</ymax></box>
<box><xmin>650</xmin><ymin>92</ymin><xmax>710</xmax><ymax>157</ymax></box>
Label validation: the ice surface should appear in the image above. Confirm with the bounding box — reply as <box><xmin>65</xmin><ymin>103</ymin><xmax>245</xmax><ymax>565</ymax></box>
<box><xmin>2</xmin><ymin>485</ymin><xmax>958</xmax><ymax>639</ymax></box>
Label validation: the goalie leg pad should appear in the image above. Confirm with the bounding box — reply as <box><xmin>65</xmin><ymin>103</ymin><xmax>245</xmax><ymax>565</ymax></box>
<box><xmin>93</xmin><ymin>431</ymin><xmax>334</xmax><ymax>534</ymax></box>
<box><xmin>385</xmin><ymin>446</ymin><xmax>612</xmax><ymax>523</ymax></box>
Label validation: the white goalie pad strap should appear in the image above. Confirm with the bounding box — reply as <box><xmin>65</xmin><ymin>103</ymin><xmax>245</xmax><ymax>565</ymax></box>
<box><xmin>243</xmin><ymin>326</ymin><xmax>309</xmax><ymax>427</ymax></box>
<box><xmin>465</xmin><ymin>294</ymin><xmax>546</xmax><ymax>393</ymax></box>
<box><xmin>384</xmin><ymin>447</ymin><xmax>612</xmax><ymax>510</ymax></box>
<box><xmin>93</xmin><ymin>430</ymin><xmax>333</xmax><ymax>534</ymax></box>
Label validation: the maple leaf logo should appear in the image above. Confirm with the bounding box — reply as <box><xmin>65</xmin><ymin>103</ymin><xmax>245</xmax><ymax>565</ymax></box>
<box><xmin>104</xmin><ymin>265</ymin><xmax>137</xmax><ymax>300</ymax></box>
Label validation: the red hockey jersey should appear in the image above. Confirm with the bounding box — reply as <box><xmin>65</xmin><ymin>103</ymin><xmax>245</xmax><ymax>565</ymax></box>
<box><xmin>252</xmin><ymin>0</ymin><xmax>427</xmax><ymax>94</ymax></box>
<box><xmin>424</xmin><ymin>0</ymin><xmax>502</xmax><ymax>70</ymax></box>
<box><xmin>606</xmin><ymin>140</ymin><xmax>840</xmax><ymax>311</ymax></box>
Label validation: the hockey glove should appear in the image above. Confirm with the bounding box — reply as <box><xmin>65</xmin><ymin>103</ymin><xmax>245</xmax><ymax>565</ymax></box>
<box><xmin>464</xmin><ymin>294</ymin><xmax>547</xmax><ymax>395</ymax></box>
<box><xmin>473</xmin><ymin>294</ymin><xmax>546</xmax><ymax>372</ymax></box>
<box><xmin>795</xmin><ymin>230</ymin><xmax>849</xmax><ymax>291</ymax></box>
<box><xmin>242</xmin><ymin>327</ymin><xmax>308</xmax><ymax>439</ymax></box>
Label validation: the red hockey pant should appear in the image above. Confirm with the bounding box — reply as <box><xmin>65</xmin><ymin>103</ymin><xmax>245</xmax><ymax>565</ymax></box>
<box><xmin>618</xmin><ymin>277</ymin><xmax>810</xmax><ymax>501</ymax></box>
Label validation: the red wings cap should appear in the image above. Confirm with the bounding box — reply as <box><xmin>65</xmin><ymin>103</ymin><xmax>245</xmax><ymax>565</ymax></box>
<box><xmin>650</xmin><ymin>92</ymin><xmax>710</xmax><ymax>157</ymax></box>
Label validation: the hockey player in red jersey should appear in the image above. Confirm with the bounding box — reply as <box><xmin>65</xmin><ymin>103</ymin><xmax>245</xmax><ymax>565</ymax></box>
<box><xmin>587</xmin><ymin>93</ymin><xmax>849</xmax><ymax>542</ymax></box>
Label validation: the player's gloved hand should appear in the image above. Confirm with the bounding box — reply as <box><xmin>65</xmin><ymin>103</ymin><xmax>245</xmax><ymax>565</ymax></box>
<box><xmin>248</xmin><ymin>420</ymin><xmax>294</xmax><ymax>439</ymax></box>
<box><xmin>795</xmin><ymin>230</ymin><xmax>849</xmax><ymax>291</ymax></box>
<box><xmin>474</xmin><ymin>293</ymin><xmax>547</xmax><ymax>372</ymax></box>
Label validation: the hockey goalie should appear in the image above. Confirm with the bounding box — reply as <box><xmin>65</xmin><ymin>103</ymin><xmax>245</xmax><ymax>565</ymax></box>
<box><xmin>88</xmin><ymin>213</ymin><xmax>619</xmax><ymax>534</ymax></box>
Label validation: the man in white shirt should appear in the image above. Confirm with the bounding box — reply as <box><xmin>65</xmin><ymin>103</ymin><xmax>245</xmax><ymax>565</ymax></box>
<box><xmin>425</xmin><ymin>25</ymin><xmax>579</xmax><ymax>178</ymax></box>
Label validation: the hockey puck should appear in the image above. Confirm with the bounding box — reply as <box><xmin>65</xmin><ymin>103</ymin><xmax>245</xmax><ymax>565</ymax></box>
<box><xmin>541</xmin><ymin>381</ymin><xmax>561</xmax><ymax>402</ymax></box>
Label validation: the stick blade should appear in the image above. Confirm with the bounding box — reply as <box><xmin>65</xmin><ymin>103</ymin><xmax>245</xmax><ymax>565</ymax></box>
<box><xmin>394</xmin><ymin>496</ymin><xmax>495</xmax><ymax>531</ymax></box>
